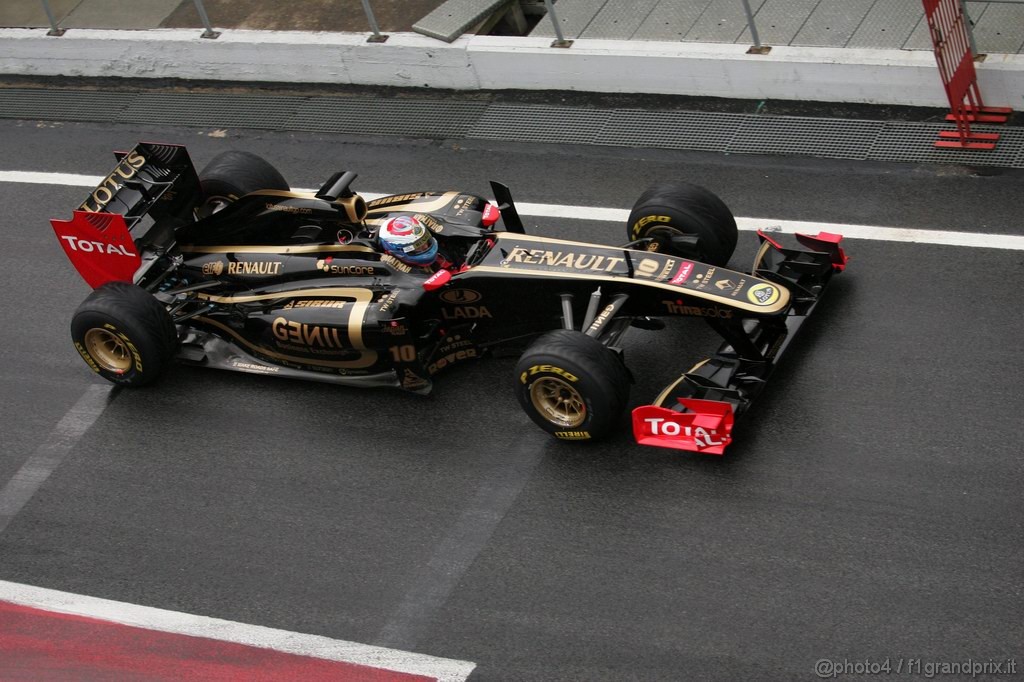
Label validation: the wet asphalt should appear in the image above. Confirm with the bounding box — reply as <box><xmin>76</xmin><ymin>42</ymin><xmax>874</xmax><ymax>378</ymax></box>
<box><xmin>0</xmin><ymin>113</ymin><xmax>1021</xmax><ymax>680</ymax></box>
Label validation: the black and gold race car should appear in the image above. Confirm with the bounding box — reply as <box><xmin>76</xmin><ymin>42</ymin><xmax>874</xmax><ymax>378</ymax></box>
<box><xmin>52</xmin><ymin>142</ymin><xmax>847</xmax><ymax>454</ymax></box>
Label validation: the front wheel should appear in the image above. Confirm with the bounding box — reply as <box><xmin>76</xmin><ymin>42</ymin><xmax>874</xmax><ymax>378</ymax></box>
<box><xmin>627</xmin><ymin>181</ymin><xmax>738</xmax><ymax>266</ymax></box>
<box><xmin>70</xmin><ymin>282</ymin><xmax>178</xmax><ymax>387</ymax></box>
<box><xmin>514</xmin><ymin>330</ymin><xmax>631</xmax><ymax>442</ymax></box>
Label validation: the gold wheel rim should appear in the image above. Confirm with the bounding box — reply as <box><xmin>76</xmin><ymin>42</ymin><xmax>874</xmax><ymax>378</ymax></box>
<box><xmin>84</xmin><ymin>328</ymin><xmax>132</xmax><ymax>373</ymax></box>
<box><xmin>530</xmin><ymin>376</ymin><xmax>586</xmax><ymax>428</ymax></box>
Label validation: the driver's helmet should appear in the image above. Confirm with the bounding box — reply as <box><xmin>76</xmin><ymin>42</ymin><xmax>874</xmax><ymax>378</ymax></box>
<box><xmin>378</xmin><ymin>215</ymin><xmax>437</xmax><ymax>266</ymax></box>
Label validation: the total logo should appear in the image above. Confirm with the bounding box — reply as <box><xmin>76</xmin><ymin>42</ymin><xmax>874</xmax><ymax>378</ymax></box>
<box><xmin>60</xmin><ymin>235</ymin><xmax>137</xmax><ymax>257</ymax></box>
<box><xmin>670</xmin><ymin>261</ymin><xmax>694</xmax><ymax>285</ymax></box>
<box><xmin>642</xmin><ymin>418</ymin><xmax>725</xmax><ymax>450</ymax></box>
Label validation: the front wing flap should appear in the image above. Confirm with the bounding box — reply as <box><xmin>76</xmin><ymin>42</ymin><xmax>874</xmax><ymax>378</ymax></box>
<box><xmin>633</xmin><ymin>230</ymin><xmax>848</xmax><ymax>455</ymax></box>
<box><xmin>633</xmin><ymin>399</ymin><xmax>734</xmax><ymax>455</ymax></box>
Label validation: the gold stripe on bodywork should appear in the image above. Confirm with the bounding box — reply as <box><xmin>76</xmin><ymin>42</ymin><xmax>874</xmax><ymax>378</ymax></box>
<box><xmin>365</xmin><ymin>191</ymin><xmax>459</xmax><ymax>215</ymax></box>
<box><xmin>466</xmin><ymin>266</ymin><xmax>789</xmax><ymax>314</ymax></box>
<box><xmin>180</xmin><ymin>244</ymin><xmax>376</xmax><ymax>255</ymax></box>
<box><xmin>196</xmin><ymin>287</ymin><xmax>374</xmax><ymax>349</ymax></box>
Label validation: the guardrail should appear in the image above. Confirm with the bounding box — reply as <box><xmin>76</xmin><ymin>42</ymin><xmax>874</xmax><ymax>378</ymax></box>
<box><xmin>34</xmin><ymin>0</ymin><xmax>387</xmax><ymax>41</ymax></box>
<box><xmin>31</xmin><ymin>0</ymin><xmax>1024</xmax><ymax>53</ymax></box>
<box><xmin>532</xmin><ymin>0</ymin><xmax>1024</xmax><ymax>54</ymax></box>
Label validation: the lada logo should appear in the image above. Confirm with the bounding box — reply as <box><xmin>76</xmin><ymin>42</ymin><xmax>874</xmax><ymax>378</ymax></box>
<box><xmin>439</xmin><ymin>289</ymin><xmax>482</xmax><ymax>304</ymax></box>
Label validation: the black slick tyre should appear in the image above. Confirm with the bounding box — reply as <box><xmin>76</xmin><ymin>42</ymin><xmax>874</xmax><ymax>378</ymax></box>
<box><xmin>627</xmin><ymin>182</ymin><xmax>738</xmax><ymax>266</ymax></box>
<box><xmin>70</xmin><ymin>282</ymin><xmax>178</xmax><ymax>387</ymax></box>
<box><xmin>514</xmin><ymin>330</ymin><xmax>631</xmax><ymax>442</ymax></box>
<box><xmin>198</xmin><ymin>150</ymin><xmax>289</xmax><ymax>209</ymax></box>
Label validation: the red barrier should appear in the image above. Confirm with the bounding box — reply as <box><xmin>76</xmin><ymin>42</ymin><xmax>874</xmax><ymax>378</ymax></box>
<box><xmin>922</xmin><ymin>0</ymin><xmax>1011</xmax><ymax>149</ymax></box>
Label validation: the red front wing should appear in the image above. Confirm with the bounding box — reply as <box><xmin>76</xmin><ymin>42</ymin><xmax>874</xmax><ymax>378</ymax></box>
<box><xmin>632</xmin><ymin>399</ymin><xmax>735</xmax><ymax>455</ymax></box>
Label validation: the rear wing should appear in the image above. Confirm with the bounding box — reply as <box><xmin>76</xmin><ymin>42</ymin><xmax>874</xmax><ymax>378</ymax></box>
<box><xmin>76</xmin><ymin>142</ymin><xmax>201</xmax><ymax>229</ymax></box>
<box><xmin>52</xmin><ymin>143</ymin><xmax>201</xmax><ymax>288</ymax></box>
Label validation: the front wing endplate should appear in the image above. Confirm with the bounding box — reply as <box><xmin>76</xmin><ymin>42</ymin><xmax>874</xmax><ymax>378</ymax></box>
<box><xmin>632</xmin><ymin>399</ymin><xmax>735</xmax><ymax>455</ymax></box>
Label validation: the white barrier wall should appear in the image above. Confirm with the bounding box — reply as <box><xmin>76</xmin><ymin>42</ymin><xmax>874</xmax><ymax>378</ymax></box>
<box><xmin>1</xmin><ymin>28</ymin><xmax>1022</xmax><ymax>109</ymax></box>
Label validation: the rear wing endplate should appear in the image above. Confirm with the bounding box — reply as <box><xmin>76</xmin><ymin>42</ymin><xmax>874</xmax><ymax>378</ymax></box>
<box><xmin>52</xmin><ymin>142</ymin><xmax>201</xmax><ymax>288</ymax></box>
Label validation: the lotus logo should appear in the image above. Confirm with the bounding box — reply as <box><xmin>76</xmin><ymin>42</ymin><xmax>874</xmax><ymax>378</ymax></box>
<box><xmin>747</xmin><ymin>283</ymin><xmax>780</xmax><ymax>306</ymax></box>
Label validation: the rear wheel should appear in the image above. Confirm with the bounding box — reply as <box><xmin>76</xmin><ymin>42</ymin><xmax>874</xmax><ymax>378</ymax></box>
<box><xmin>70</xmin><ymin>282</ymin><xmax>178</xmax><ymax>387</ymax></box>
<box><xmin>514</xmin><ymin>330</ymin><xmax>631</xmax><ymax>442</ymax></box>
<box><xmin>627</xmin><ymin>182</ymin><xmax>738</xmax><ymax>266</ymax></box>
<box><xmin>198</xmin><ymin>150</ymin><xmax>289</xmax><ymax>213</ymax></box>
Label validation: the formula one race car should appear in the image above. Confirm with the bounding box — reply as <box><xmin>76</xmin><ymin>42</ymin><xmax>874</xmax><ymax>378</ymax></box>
<box><xmin>52</xmin><ymin>143</ymin><xmax>847</xmax><ymax>454</ymax></box>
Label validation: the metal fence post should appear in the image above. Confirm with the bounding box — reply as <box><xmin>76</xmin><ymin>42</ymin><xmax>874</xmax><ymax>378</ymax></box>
<box><xmin>41</xmin><ymin>0</ymin><xmax>66</xmax><ymax>36</ymax></box>
<box><xmin>192</xmin><ymin>0</ymin><xmax>221</xmax><ymax>39</ymax></box>
<box><xmin>361</xmin><ymin>0</ymin><xmax>389</xmax><ymax>42</ymax></box>
<box><xmin>543</xmin><ymin>0</ymin><xmax>573</xmax><ymax>48</ymax></box>
<box><xmin>740</xmin><ymin>0</ymin><xmax>761</xmax><ymax>48</ymax></box>
<box><xmin>958</xmin><ymin>0</ymin><xmax>979</xmax><ymax>57</ymax></box>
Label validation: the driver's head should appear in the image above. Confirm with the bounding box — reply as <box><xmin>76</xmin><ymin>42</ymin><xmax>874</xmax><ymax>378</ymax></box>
<box><xmin>379</xmin><ymin>216</ymin><xmax>437</xmax><ymax>266</ymax></box>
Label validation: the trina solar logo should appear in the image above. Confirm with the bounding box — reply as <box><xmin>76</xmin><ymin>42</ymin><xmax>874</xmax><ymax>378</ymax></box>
<box><xmin>661</xmin><ymin>300</ymin><xmax>734</xmax><ymax>318</ymax></box>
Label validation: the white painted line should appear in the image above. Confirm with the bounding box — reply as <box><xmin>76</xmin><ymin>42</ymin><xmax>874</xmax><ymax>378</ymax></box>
<box><xmin>0</xmin><ymin>170</ymin><xmax>103</xmax><ymax>187</ymax></box>
<box><xmin>6</xmin><ymin>170</ymin><xmax>1024</xmax><ymax>251</ymax></box>
<box><xmin>376</xmin><ymin>431</ymin><xmax>545</xmax><ymax>650</ymax></box>
<box><xmin>0</xmin><ymin>385</ymin><xmax>112</xmax><ymax>535</ymax></box>
<box><xmin>733</xmin><ymin>217</ymin><xmax>1024</xmax><ymax>250</ymax></box>
<box><xmin>0</xmin><ymin>580</ymin><xmax>476</xmax><ymax>682</ymax></box>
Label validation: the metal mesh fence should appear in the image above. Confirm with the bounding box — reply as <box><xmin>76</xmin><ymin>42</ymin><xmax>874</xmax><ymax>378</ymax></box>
<box><xmin>12</xmin><ymin>0</ymin><xmax>1024</xmax><ymax>53</ymax></box>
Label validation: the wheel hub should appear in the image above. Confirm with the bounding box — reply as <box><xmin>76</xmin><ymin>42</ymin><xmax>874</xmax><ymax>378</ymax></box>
<box><xmin>530</xmin><ymin>376</ymin><xmax>586</xmax><ymax>428</ymax></box>
<box><xmin>84</xmin><ymin>328</ymin><xmax>131</xmax><ymax>373</ymax></box>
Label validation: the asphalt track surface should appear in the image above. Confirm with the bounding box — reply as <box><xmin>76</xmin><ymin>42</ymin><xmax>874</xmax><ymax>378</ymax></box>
<box><xmin>0</xmin><ymin>115</ymin><xmax>1022</xmax><ymax>680</ymax></box>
